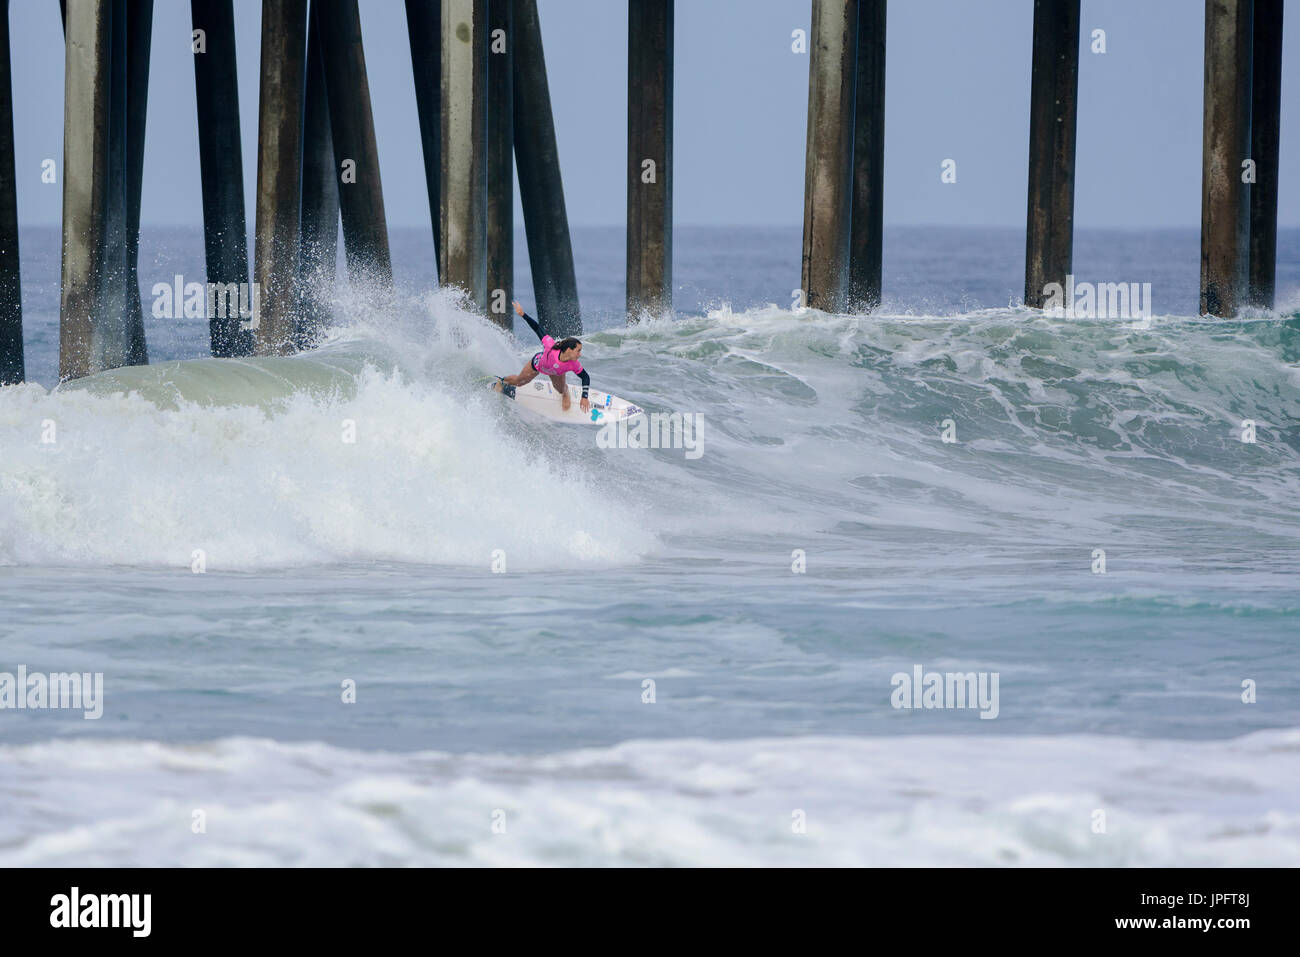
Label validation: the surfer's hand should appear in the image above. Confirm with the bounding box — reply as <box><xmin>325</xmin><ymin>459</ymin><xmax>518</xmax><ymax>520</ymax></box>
<box><xmin>513</xmin><ymin>301</ymin><xmax>524</xmax><ymax>317</ymax></box>
<box><xmin>580</xmin><ymin>397</ymin><xmax>590</xmax><ymax>413</ymax></box>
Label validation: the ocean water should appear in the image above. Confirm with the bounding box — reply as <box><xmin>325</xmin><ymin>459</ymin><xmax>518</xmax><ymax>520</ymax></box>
<box><xmin>1</xmin><ymin>224</ymin><xmax>1299</xmax><ymax>866</ymax></box>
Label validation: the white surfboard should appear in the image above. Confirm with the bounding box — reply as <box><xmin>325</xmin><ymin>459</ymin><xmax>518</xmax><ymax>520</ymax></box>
<box><xmin>490</xmin><ymin>377</ymin><xmax>644</xmax><ymax>426</ymax></box>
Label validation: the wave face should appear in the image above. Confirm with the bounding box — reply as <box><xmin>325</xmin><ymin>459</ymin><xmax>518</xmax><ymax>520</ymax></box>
<box><xmin>0</xmin><ymin>293</ymin><xmax>655</xmax><ymax>568</ymax></box>
<box><xmin>3</xmin><ymin>292</ymin><xmax>1298</xmax><ymax>576</ymax></box>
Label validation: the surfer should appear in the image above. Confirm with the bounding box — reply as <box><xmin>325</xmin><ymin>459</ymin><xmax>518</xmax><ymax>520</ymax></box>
<box><xmin>501</xmin><ymin>301</ymin><xmax>591</xmax><ymax>413</ymax></box>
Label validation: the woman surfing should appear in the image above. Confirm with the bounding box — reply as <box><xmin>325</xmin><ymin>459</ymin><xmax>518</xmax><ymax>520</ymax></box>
<box><xmin>498</xmin><ymin>301</ymin><xmax>591</xmax><ymax>413</ymax></box>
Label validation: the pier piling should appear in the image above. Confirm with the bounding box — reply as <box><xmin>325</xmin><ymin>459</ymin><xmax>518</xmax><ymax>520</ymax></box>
<box><xmin>319</xmin><ymin>0</ymin><xmax>391</xmax><ymax>286</ymax></box>
<box><xmin>299</xmin><ymin>1</ymin><xmax>339</xmax><ymax>346</ymax></box>
<box><xmin>0</xmin><ymin>0</ymin><xmax>22</xmax><ymax>385</ymax></box>
<box><xmin>1023</xmin><ymin>0</ymin><xmax>1079</xmax><ymax>310</ymax></box>
<box><xmin>101</xmin><ymin>0</ymin><xmax>131</xmax><ymax>371</ymax></box>
<box><xmin>1199</xmin><ymin>0</ymin><xmax>1253</xmax><ymax>318</ymax></box>
<box><xmin>849</xmin><ymin>0</ymin><xmax>886</xmax><ymax>312</ymax></box>
<box><xmin>512</xmin><ymin>0</ymin><xmax>580</xmax><ymax>335</ymax></box>
<box><xmin>124</xmin><ymin>0</ymin><xmax>152</xmax><ymax>367</ymax></box>
<box><xmin>486</xmin><ymin>0</ymin><xmax>513</xmax><ymax>329</ymax></box>
<box><xmin>58</xmin><ymin>0</ymin><xmax>114</xmax><ymax>380</ymax></box>
<box><xmin>253</xmin><ymin>0</ymin><xmax>309</xmax><ymax>355</ymax></box>
<box><xmin>1248</xmin><ymin>0</ymin><xmax>1283</xmax><ymax>310</ymax></box>
<box><xmin>441</xmin><ymin>0</ymin><xmax>488</xmax><ymax>311</ymax></box>
<box><xmin>626</xmin><ymin>0</ymin><xmax>673</xmax><ymax>322</ymax></box>
<box><xmin>192</xmin><ymin>0</ymin><xmax>255</xmax><ymax>357</ymax></box>
<box><xmin>801</xmin><ymin>0</ymin><xmax>856</xmax><ymax>313</ymax></box>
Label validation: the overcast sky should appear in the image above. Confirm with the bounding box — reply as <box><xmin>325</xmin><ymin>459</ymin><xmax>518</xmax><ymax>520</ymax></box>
<box><xmin>8</xmin><ymin>0</ymin><xmax>1298</xmax><ymax>228</ymax></box>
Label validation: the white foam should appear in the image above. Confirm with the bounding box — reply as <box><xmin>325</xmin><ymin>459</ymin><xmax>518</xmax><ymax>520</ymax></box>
<box><xmin>1</xmin><ymin>730</ymin><xmax>1295</xmax><ymax>866</ymax></box>
<box><xmin>0</xmin><ymin>359</ymin><xmax>653</xmax><ymax>570</ymax></box>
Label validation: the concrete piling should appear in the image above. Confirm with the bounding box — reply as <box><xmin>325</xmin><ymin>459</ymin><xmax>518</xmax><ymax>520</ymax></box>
<box><xmin>441</xmin><ymin>0</ymin><xmax>488</xmax><ymax>311</ymax></box>
<box><xmin>319</xmin><ymin>0</ymin><xmax>391</xmax><ymax>286</ymax></box>
<box><xmin>512</xmin><ymin>0</ymin><xmax>580</xmax><ymax>335</ymax></box>
<box><xmin>299</xmin><ymin>1</ymin><xmax>339</xmax><ymax>346</ymax></box>
<box><xmin>60</xmin><ymin>0</ymin><xmax>150</xmax><ymax>373</ymax></box>
<box><xmin>0</xmin><ymin>0</ymin><xmax>22</xmax><ymax>385</ymax></box>
<box><xmin>124</xmin><ymin>0</ymin><xmax>152</xmax><ymax>366</ymax></box>
<box><xmin>486</xmin><ymin>0</ymin><xmax>513</xmax><ymax>329</ymax></box>
<box><xmin>848</xmin><ymin>0</ymin><xmax>886</xmax><ymax>313</ymax></box>
<box><xmin>800</xmin><ymin>0</ymin><xmax>856</xmax><ymax>313</ymax></box>
<box><xmin>192</xmin><ymin>0</ymin><xmax>255</xmax><ymax>357</ymax></box>
<box><xmin>101</xmin><ymin>0</ymin><xmax>130</xmax><ymax>371</ymax></box>
<box><xmin>58</xmin><ymin>0</ymin><xmax>114</xmax><ymax>380</ymax></box>
<box><xmin>1023</xmin><ymin>0</ymin><xmax>1079</xmax><ymax>310</ymax></box>
<box><xmin>1248</xmin><ymin>0</ymin><xmax>1283</xmax><ymax>310</ymax></box>
<box><xmin>253</xmin><ymin>0</ymin><xmax>309</xmax><ymax>355</ymax></box>
<box><xmin>1199</xmin><ymin>0</ymin><xmax>1253</xmax><ymax>317</ymax></box>
<box><xmin>626</xmin><ymin>0</ymin><xmax>673</xmax><ymax>322</ymax></box>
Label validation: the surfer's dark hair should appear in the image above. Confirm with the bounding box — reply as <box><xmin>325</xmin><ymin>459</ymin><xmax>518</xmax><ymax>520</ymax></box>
<box><xmin>555</xmin><ymin>337</ymin><xmax>582</xmax><ymax>353</ymax></box>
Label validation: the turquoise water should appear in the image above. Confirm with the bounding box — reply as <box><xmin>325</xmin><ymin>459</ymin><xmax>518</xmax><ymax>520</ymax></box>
<box><xmin>1</xmin><ymin>226</ymin><xmax>1298</xmax><ymax>865</ymax></box>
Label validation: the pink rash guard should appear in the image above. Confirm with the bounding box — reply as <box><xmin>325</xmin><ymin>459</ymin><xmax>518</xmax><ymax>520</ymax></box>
<box><xmin>519</xmin><ymin>309</ymin><xmax>591</xmax><ymax>398</ymax></box>
<box><xmin>533</xmin><ymin>335</ymin><xmax>585</xmax><ymax>377</ymax></box>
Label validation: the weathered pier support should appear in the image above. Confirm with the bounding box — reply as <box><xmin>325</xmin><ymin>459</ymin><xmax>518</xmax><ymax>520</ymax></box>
<box><xmin>405</xmin><ymin>0</ymin><xmax>442</xmax><ymax>276</ymax></box>
<box><xmin>441</xmin><ymin>0</ymin><xmax>488</xmax><ymax>310</ymax></box>
<box><xmin>626</xmin><ymin>0</ymin><xmax>673</xmax><ymax>322</ymax></box>
<box><xmin>1248</xmin><ymin>0</ymin><xmax>1283</xmax><ymax>310</ymax></box>
<box><xmin>319</xmin><ymin>0</ymin><xmax>391</xmax><ymax>286</ymax></box>
<box><xmin>1023</xmin><ymin>0</ymin><xmax>1079</xmax><ymax>309</ymax></box>
<box><xmin>513</xmin><ymin>0</ymin><xmax>580</xmax><ymax>335</ymax></box>
<box><xmin>800</xmin><ymin>0</ymin><xmax>856</xmax><ymax>313</ymax></box>
<box><xmin>848</xmin><ymin>0</ymin><xmax>886</xmax><ymax>312</ymax></box>
<box><xmin>101</xmin><ymin>0</ymin><xmax>131</xmax><ymax>371</ymax></box>
<box><xmin>1199</xmin><ymin>0</ymin><xmax>1253</xmax><ymax>318</ymax></box>
<box><xmin>124</xmin><ymin>0</ymin><xmax>152</xmax><ymax>367</ymax></box>
<box><xmin>299</xmin><ymin>2</ymin><xmax>339</xmax><ymax>346</ymax></box>
<box><xmin>485</xmin><ymin>0</ymin><xmax>513</xmax><ymax>329</ymax></box>
<box><xmin>192</xmin><ymin>0</ymin><xmax>255</xmax><ymax>357</ymax></box>
<box><xmin>0</xmin><ymin>0</ymin><xmax>22</xmax><ymax>385</ymax></box>
<box><xmin>253</xmin><ymin>0</ymin><xmax>308</xmax><ymax>355</ymax></box>
<box><xmin>59</xmin><ymin>0</ymin><xmax>117</xmax><ymax>379</ymax></box>
<box><xmin>59</xmin><ymin>0</ymin><xmax>150</xmax><ymax>374</ymax></box>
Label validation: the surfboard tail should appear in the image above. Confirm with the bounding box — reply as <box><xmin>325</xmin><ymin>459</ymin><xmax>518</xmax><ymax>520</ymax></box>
<box><xmin>488</xmin><ymin>376</ymin><xmax>517</xmax><ymax>399</ymax></box>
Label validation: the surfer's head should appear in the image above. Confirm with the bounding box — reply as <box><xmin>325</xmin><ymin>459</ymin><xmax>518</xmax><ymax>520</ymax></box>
<box><xmin>555</xmin><ymin>338</ymin><xmax>582</xmax><ymax>361</ymax></box>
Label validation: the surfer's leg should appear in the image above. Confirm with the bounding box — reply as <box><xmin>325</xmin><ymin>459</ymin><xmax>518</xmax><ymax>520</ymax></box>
<box><xmin>503</xmin><ymin>364</ymin><xmax>537</xmax><ymax>387</ymax></box>
<box><xmin>549</xmin><ymin>374</ymin><xmax>571</xmax><ymax>409</ymax></box>
<box><xmin>504</xmin><ymin>358</ymin><xmax>540</xmax><ymax>387</ymax></box>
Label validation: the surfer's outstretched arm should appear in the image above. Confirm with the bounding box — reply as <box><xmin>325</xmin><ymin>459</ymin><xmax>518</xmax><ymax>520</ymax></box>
<box><xmin>513</xmin><ymin>300</ymin><xmax>545</xmax><ymax>342</ymax></box>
